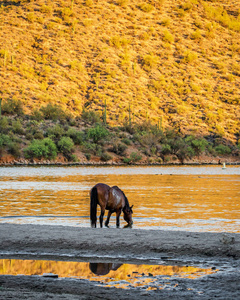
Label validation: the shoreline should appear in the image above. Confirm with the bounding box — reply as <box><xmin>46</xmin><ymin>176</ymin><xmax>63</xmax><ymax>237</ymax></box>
<box><xmin>1</xmin><ymin>224</ymin><xmax>239</xmax><ymax>260</ymax></box>
<box><xmin>0</xmin><ymin>161</ymin><xmax>240</xmax><ymax>167</ymax></box>
<box><xmin>1</xmin><ymin>224</ymin><xmax>240</xmax><ymax>299</ymax></box>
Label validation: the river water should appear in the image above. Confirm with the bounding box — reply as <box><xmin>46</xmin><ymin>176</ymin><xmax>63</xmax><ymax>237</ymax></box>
<box><xmin>0</xmin><ymin>165</ymin><xmax>239</xmax><ymax>232</ymax></box>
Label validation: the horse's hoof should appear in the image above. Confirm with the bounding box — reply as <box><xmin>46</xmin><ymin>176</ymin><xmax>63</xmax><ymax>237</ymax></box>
<box><xmin>124</xmin><ymin>224</ymin><xmax>132</xmax><ymax>228</ymax></box>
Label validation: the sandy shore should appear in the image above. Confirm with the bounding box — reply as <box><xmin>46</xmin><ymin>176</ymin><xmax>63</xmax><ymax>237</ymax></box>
<box><xmin>0</xmin><ymin>224</ymin><xmax>240</xmax><ymax>299</ymax></box>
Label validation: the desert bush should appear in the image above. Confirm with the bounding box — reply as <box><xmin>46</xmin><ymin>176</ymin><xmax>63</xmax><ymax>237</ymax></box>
<box><xmin>142</xmin><ymin>54</ymin><xmax>158</xmax><ymax>71</ymax></box>
<box><xmin>7</xmin><ymin>141</ymin><xmax>21</xmax><ymax>158</ymax></box>
<box><xmin>0</xmin><ymin>116</ymin><xmax>9</xmax><ymax>133</ymax></box>
<box><xmin>101</xmin><ymin>152</ymin><xmax>112</xmax><ymax>162</ymax></box>
<box><xmin>162</xmin><ymin>30</ymin><xmax>174</xmax><ymax>43</ymax></box>
<box><xmin>214</xmin><ymin>144</ymin><xmax>231</xmax><ymax>155</ymax></box>
<box><xmin>40</xmin><ymin>5</ymin><xmax>52</xmax><ymax>15</ymax></box>
<box><xmin>138</xmin><ymin>132</ymin><xmax>159</xmax><ymax>147</ymax></box>
<box><xmin>161</xmin><ymin>144</ymin><xmax>171</xmax><ymax>155</ymax></box>
<box><xmin>81</xmin><ymin>109</ymin><xmax>100</xmax><ymax>124</ymax></box>
<box><xmin>27</xmin><ymin>13</ymin><xmax>36</xmax><ymax>23</ymax></box>
<box><xmin>109</xmin><ymin>36</ymin><xmax>130</xmax><ymax>48</ymax></box>
<box><xmin>60</xmin><ymin>7</ymin><xmax>73</xmax><ymax>21</ymax></box>
<box><xmin>161</xmin><ymin>18</ymin><xmax>170</xmax><ymax>26</ymax></box>
<box><xmin>2</xmin><ymin>99</ymin><xmax>24</xmax><ymax>115</ymax></box>
<box><xmin>31</xmin><ymin>109</ymin><xmax>44</xmax><ymax>121</ymax></box>
<box><xmin>40</xmin><ymin>103</ymin><xmax>70</xmax><ymax>122</ymax></box>
<box><xmin>111</xmin><ymin>142</ymin><xmax>127</xmax><ymax>155</ymax></box>
<box><xmin>58</xmin><ymin>137</ymin><xmax>74</xmax><ymax>156</ymax></box>
<box><xmin>185</xmin><ymin>136</ymin><xmax>208</xmax><ymax>156</ymax></box>
<box><xmin>85</xmin><ymin>153</ymin><xmax>91</xmax><ymax>160</ymax></box>
<box><xmin>122</xmin><ymin>137</ymin><xmax>131</xmax><ymax>145</ymax></box>
<box><xmin>180</xmin><ymin>2</ymin><xmax>192</xmax><ymax>11</ymax></box>
<box><xmin>82</xmin><ymin>142</ymin><xmax>97</xmax><ymax>154</ymax></box>
<box><xmin>123</xmin><ymin>152</ymin><xmax>142</xmax><ymax>164</ymax></box>
<box><xmin>117</xmin><ymin>0</ymin><xmax>128</xmax><ymax>7</ymax></box>
<box><xmin>85</xmin><ymin>0</ymin><xmax>93</xmax><ymax>7</ymax></box>
<box><xmin>24</xmin><ymin>138</ymin><xmax>57</xmax><ymax>159</ymax></box>
<box><xmin>139</xmin><ymin>3</ymin><xmax>154</xmax><ymax>12</ymax></box>
<box><xmin>0</xmin><ymin>134</ymin><xmax>11</xmax><ymax>156</ymax></box>
<box><xmin>182</xmin><ymin>51</ymin><xmax>198</xmax><ymax>64</ymax></box>
<box><xmin>164</xmin><ymin>137</ymin><xmax>195</xmax><ymax>163</ymax></box>
<box><xmin>33</xmin><ymin>132</ymin><xmax>44</xmax><ymax>140</ymax></box>
<box><xmin>66</xmin><ymin>128</ymin><xmax>84</xmax><ymax>145</ymax></box>
<box><xmin>12</xmin><ymin>120</ymin><xmax>25</xmax><ymax>135</ymax></box>
<box><xmin>87</xmin><ymin>125</ymin><xmax>109</xmax><ymax>143</ymax></box>
<box><xmin>46</xmin><ymin>124</ymin><xmax>65</xmax><ymax>140</ymax></box>
<box><xmin>190</xmin><ymin>29</ymin><xmax>202</xmax><ymax>40</ymax></box>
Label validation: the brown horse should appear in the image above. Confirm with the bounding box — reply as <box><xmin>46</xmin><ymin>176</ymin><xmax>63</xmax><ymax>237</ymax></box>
<box><xmin>90</xmin><ymin>183</ymin><xmax>133</xmax><ymax>228</ymax></box>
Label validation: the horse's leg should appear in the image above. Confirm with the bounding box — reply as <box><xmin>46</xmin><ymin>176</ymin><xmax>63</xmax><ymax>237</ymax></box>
<box><xmin>116</xmin><ymin>210</ymin><xmax>121</xmax><ymax>228</ymax></box>
<box><xmin>105</xmin><ymin>211</ymin><xmax>112</xmax><ymax>227</ymax></box>
<box><xmin>99</xmin><ymin>208</ymin><xmax>105</xmax><ymax>228</ymax></box>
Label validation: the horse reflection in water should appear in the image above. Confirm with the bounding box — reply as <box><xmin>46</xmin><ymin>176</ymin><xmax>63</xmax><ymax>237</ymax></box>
<box><xmin>89</xmin><ymin>263</ymin><xmax>122</xmax><ymax>276</ymax></box>
<box><xmin>90</xmin><ymin>183</ymin><xmax>133</xmax><ymax>228</ymax></box>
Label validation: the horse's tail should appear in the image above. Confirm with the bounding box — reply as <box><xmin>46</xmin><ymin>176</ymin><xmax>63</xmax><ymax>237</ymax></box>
<box><xmin>90</xmin><ymin>186</ymin><xmax>98</xmax><ymax>228</ymax></box>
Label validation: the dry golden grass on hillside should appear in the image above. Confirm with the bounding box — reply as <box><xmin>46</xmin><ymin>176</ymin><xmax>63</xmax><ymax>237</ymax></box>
<box><xmin>0</xmin><ymin>0</ymin><xmax>239</xmax><ymax>142</ymax></box>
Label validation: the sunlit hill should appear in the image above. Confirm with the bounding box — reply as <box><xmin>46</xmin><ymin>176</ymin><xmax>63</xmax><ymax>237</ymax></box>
<box><xmin>0</xmin><ymin>0</ymin><xmax>240</xmax><ymax>164</ymax></box>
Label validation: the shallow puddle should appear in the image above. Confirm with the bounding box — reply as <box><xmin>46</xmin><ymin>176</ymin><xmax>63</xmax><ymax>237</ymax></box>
<box><xmin>0</xmin><ymin>259</ymin><xmax>218</xmax><ymax>290</ymax></box>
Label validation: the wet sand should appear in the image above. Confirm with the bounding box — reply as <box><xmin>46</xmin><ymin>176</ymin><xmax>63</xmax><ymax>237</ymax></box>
<box><xmin>0</xmin><ymin>224</ymin><xmax>240</xmax><ymax>299</ymax></box>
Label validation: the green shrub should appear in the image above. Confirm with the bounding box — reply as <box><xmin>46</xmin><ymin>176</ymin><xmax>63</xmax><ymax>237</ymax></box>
<box><xmin>24</xmin><ymin>138</ymin><xmax>57</xmax><ymax>159</ymax></box>
<box><xmin>33</xmin><ymin>132</ymin><xmax>44</xmax><ymax>140</ymax></box>
<box><xmin>165</xmin><ymin>137</ymin><xmax>196</xmax><ymax>163</ymax></box>
<box><xmin>122</xmin><ymin>138</ymin><xmax>131</xmax><ymax>145</ymax></box>
<box><xmin>0</xmin><ymin>134</ymin><xmax>11</xmax><ymax>156</ymax></box>
<box><xmin>58</xmin><ymin>137</ymin><xmax>74</xmax><ymax>156</ymax></box>
<box><xmin>40</xmin><ymin>103</ymin><xmax>69</xmax><ymax>122</ymax></box>
<box><xmin>81</xmin><ymin>109</ymin><xmax>101</xmax><ymax>124</ymax></box>
<box><xmin>214</xmin><ymin>144</ymin><xmax>231</xmax><ymax>155</ymax></box>
<box><xmin>70</xmin><ymin>154</ymin><xmax>78</xmax><ymax>162</ymax></box>
<box><xmin>2</xmin><ymin>99</ymin><xmax>24</xmax><ymax>115</ymax></box>
<box><xmin>185</xmin><ymin>136</ymin><xmax>208</xmax><ymax>156</ymax></box>
<box><xmin>101</xmin><ymin>152</ymin><xmax>112</xmax><ymax>162</ymax></box>
<box><xmin>123</xmin><ymin>152</ymin><xmax>142</xmax><ymax>164</ymax></box>
<box><xmin>66</xmin><ymin>128</ymin><xmax>84</xmax><ymax>145</ymax></box>
<box><xmin>82</xmin><ymin>142</ymin><xmax>97</xmax><ymax>154</ymax></box>
<box><xmin>111</xmin><ymin>142</ymin><xmax>127</xmax><ymax>155</ymax></box>
<box><xmin>87</xmin><ymin>125</ymin><xmax>109</xmax><ymax>143</ymax></box>
<box><xmin>30</xmin><ymin>109</ymin><xmax>44</xmax><ymax>121</ymax></box>
<box><xmin>0</xmin><ymin>116</ymin><xmax>9</xmax><ymax>133</ymax></box>
<box><xmin>12</xmin><ymin>120</ymin><xmax>25</xmax><ymax>135</ymax></box>
<box><xmin>46</xmin><ymin>125</ymin><xmax>65</xmax><ymax>140</ymax></box>
<box><xmin>85</xmin><ymin>153</ymin><xmax>91</xmax><ymax>160</ymax></box>
<box><xmin>26</xmin><ymin>133</ymin><xmax>34</xmax><ymax>140</ymax></box>
<box><xmin>161</xmin><ymin>144</ymin><xmax>171</xmax><ymax>155</ymax></box>
<box><xmin>7</xmin><ymin>142</ymin><xmax>21</xmax><ymax>158</ymax></box>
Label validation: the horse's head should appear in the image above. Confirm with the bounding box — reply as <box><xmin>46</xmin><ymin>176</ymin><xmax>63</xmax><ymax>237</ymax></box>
<box><xmin>123</xmin><ymin>205</ymin><xmax>133</xmax><ymax>226</ymax></box>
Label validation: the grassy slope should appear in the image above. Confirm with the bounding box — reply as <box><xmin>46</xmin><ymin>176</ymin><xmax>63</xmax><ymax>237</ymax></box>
<box><xmin>0</xmin><ymin>0</ymin><xmax>240</xmax><ymax>143</ymax></box>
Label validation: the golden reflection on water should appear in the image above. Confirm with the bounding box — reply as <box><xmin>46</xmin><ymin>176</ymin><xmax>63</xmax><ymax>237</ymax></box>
<box><xmin>0</xmin><ymin>259</ymin><xmax>217</xmax><ymax>289</ymax></box>
<box><xmin>0</xmin><ymin>173</ymin><xmax>239</xmax><ymax>232</ymax></box>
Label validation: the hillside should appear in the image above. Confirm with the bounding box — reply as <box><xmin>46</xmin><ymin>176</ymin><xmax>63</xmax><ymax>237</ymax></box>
<box><xmin>0</xmin><ymin>0</ymin><xmax>240</xmax><ymax>144</ymax></box>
